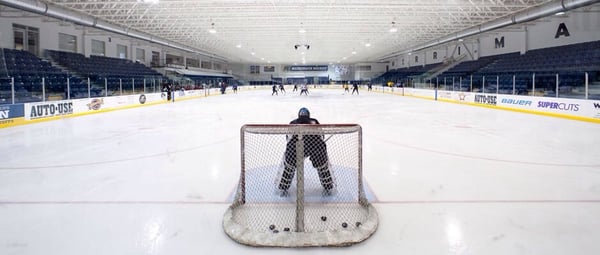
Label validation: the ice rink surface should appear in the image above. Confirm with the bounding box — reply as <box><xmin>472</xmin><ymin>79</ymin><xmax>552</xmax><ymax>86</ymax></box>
<box><xmin>1</xmin><ymin>87</ymin><xmax>600</xmax><ymax>254</ymax></box>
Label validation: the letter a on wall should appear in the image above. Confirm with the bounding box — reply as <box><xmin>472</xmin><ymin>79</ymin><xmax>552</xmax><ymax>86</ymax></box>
<box><xmin>555</xmin><ymin>23</ymin><xmax>570</xmax><ymax>38</ymax></box>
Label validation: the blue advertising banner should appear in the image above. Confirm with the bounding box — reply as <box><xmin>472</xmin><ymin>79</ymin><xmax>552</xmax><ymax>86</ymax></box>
<box><xmin>0</xmin><ymin>104</ymin><xmax>25</xmax><ymax>120</ymax></box>
<box><xmin>288</xmin><ymin>65</ymin><xmax>328</xmax><ymax>71</ymax></box>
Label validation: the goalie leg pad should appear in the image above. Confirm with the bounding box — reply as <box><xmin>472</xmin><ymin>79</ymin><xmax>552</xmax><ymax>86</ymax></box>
<box><xmin>279</xmin><ymin>140</ymin><xmax>297</xmax><ymax>191</ymax></box>
<box><xmin>316</xmin><ymin>164</ymin><xmax>334</xmax><ymax>190</ymax></box>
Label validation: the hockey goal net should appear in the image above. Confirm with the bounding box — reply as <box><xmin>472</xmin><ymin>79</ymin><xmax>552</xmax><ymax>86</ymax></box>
<box><xmin>223</xmin><ymin>124</ymin><xmax>378</xmax><ymax>247</ymax></box>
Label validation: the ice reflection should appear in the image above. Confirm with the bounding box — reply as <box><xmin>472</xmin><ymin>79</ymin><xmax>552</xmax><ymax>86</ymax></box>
<box><xmin>138</xmin><ymin>218</ymin><xmax>165</xmax><ymax>254</ymax></box>
<box><xmin>446</xmin><ymin>218</ymin><xmax>467</xmax><ymax>254</ymax></box>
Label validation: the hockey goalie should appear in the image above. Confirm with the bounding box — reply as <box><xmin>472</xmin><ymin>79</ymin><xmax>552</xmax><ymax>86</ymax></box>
<box><xmin>278</xmin><ymin>107</ymin><xmax>334</xmax><ymax>195</ymax></box>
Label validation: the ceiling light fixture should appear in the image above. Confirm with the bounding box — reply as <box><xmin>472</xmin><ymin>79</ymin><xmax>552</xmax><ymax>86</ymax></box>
<box><xmin>389</xmin><ymin>21</ymin><xmax>398</xmax><ymax>33</ymax></box>
<box><xmin>236</xmin><ymin>44</ymin><xmax>242</xmax><ymax>48</ymax></box>
<box><xmin>137</xmin><ymin>0</ymin><xmax>159</xmax><ymax>4</ymax></box>
<box><xmin>352</xmin><ymin>51</ymin><xmax>357</xmax><ymax>55</ymax></box>
<box><xmin>299</xmin><ymin>22</ymin><xmax>306</xmax><ymax>33</ymax></box>
<box><xmin>294</xmin><ymin>44</ymin><xmax>310</xmax><ymax>50</ymax></box>
<box><xmin>208</xmin><ymin>23</ymin><xmax>216</xmax><ymax>34</ymax></box>
<box><xmin>555</xmin><ymin>11</ymin><xmax>566</xmax><ymax>16</ymax></box>
<box><xmin>365</xmin><ymin>42</ymin><xmax>371</xmax><ymax>47</ymax></box>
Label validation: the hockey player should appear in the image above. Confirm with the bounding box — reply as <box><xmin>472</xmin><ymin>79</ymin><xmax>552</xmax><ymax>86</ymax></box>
<box><xmin>343</xmin><ymin>83</ymin><xmax>349</xmax><ymax>93</ymax></box>
<box><xmin>272</xmin><ymin>84</ymin><xmax>278</xmax><ymax>96</ymax></box>
<box><xmin>293</xmin><ymin>84</ymin><xmax>298</xmax><ymax>92</ymax></box>
<box><xmin>279</xmin><ymin>107</ymin><xmax>333</xmax><ymax>195</ymax></box>
<box><xmin>166</xmin><ymin>83</ymin><xmax>173</xmax><ymax>101</ymax></box>
<box><xmin>279</xmin><ymin>84</ymin><xmax>286</xmax><ymax>94</ymax></box>
<box><xmin>351</xmin><ymin>83</ymin><xmax>359</xmax><ymax>95</ymax></box>
<box><xmin>300</xmin><ymin>84</ymin><xmax>309</xmax><ymax>95</ymax></box>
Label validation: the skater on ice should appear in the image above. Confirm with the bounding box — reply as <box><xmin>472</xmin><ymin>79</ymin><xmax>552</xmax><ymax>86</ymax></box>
<box><xmin>352</xmin><ymin>83</ymin><xmax>359</xmax><ymax>95</ymax></box>
<box><xmin>279</xmin><ymin>84</ymin><xmax>286</xmax><ymax>94</ymax></box>
<box><xmin>300</xmin><ymin>84</ymin><xmax>309</xmax><ymax>96</ymax></box>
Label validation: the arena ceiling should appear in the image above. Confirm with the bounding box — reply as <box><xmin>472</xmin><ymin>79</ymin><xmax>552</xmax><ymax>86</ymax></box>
<box><xmin>39</xmin><ymin>0</ymin><xmax>555</xmax><ymax>64</ymax></box>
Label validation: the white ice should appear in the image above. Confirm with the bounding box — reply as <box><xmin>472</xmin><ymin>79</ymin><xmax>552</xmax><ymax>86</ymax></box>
<box><xmin>1</xmin><ymin>88</ymin><xmax>600</xmax><ymax>254</ymax></box>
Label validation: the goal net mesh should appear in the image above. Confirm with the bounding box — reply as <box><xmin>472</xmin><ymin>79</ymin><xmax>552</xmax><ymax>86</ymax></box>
<box><xmin>223</xmin><ymin>124</ymin><xmax>378</xmax><ymax>247</ymax></box>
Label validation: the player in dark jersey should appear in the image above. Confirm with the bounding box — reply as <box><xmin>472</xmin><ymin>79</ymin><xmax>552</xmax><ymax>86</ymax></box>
<box><xmin>272</xmin><ymin>84</ymin><xmax>278</xmax><ymax>96</ymax></box>
<box><xmin>279</xmin><ymin>84</ymin><xmax>286</xmax><ymax>94</ymax></box>
<box><xmin>300</xmin><ymin>84</ymin><xmax>309</xmax><ymax>95</ymax></box>
<box><xmin>352</xmin><ymin>83</ymin><xmax>359</xmax><ymax>95</ymax></box>
<box><xmin>279</xmin><ymin>107</ymin><xmax>333</xmax><ymax>195</ymax></box>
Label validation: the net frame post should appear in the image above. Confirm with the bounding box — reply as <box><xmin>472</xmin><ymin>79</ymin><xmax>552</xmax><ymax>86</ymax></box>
<box><xmin>356</xmin><ymin>126</ymin><xmax>368</xmax><ymax>206</ymax></box>
<box><xmin>295</xmin><ymin>132</ymin><xmax>305</xmax><ymax>232</ymax></box>
<box><xmin>238</xmin><ymin>126</ymin><xmax>246</xmax><ymax>205</ymax></box>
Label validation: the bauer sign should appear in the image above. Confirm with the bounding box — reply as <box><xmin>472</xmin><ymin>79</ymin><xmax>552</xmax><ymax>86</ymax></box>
<box><xmin>25</xmin><ymin>101</ymin><xmax>74</xmax><ymax>120</ymax></box>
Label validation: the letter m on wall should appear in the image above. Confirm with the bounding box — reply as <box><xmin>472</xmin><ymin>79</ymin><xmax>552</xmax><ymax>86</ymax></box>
<box><xmin>494</xmin><ymin>36</ymin><xmax>505</xmax><ymax>48</ymax></box>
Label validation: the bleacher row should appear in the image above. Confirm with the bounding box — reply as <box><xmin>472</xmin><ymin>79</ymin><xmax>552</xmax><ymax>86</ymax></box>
<box><xmin>46</xmin><ymin>50</ymin><xmax>165</xmax><ymax>97</ymax></box>
<box><xmin>0</xmin><ymin>48</ymin><xmax>168</xmax><ymax>104</ymax></box>
<box><xmin>374</xmin><ymin>40</ymin><xmax>600</xmax><ymax>97</ymax></box>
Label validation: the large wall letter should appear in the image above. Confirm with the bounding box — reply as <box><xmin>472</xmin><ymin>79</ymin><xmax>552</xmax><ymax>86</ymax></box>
<box><xmin>494</xmin><ymin>36</ymin><xmax>505</xmax><ymax>48</ymax></box>
<box><xmin>555</xmin><ymin>23</ymin><xmax>571</xmax><ymax>38</ymax></box>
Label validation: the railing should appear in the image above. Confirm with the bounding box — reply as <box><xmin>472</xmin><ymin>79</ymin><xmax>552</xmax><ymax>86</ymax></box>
<box><xmin>387</xmin><ymin>71</ymin><xmax>600</xmax><ymax>100</ymax></box>
<box><xmin>0</xmin><ymin>49</ymin><xmax>7</xmax><ymax>78</ymax></box>
<box><xmin>0</xmin><ymin>76</ymin><xmax>172</xmax><ymax>105</ymax></box>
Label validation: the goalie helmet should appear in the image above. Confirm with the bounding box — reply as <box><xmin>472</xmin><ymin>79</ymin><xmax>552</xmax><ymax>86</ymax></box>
<box><xmin>298</xmin><ymin>107</ymin><xmax>310</xmax><ymax>118</ymax></box>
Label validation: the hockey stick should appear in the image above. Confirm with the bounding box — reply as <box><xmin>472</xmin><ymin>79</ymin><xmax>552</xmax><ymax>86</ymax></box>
<box><xmin>323</xmin><ymin>134</ymin><xmax>334</xmax><ymax>143</ymax></box>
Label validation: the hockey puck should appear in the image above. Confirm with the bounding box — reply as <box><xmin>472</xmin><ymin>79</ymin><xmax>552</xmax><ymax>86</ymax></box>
<box><xmin>283</xmin><ymin>227</ymin><xmax>290</xmax><ymax>232</ymax></box>
<box><xmin>321</xmin><ymin>216</ymin><xmax>327</xmax><ymax>221</ymax></box>
<box><xmin>342</xmin><ymin>222</ymin><xmax>348</xmax><ymax>228</ymax></box>
<box><xmin>269</xmin><ymin>224</ymin><xmax>276</xmax><ymax>230</ymax></box>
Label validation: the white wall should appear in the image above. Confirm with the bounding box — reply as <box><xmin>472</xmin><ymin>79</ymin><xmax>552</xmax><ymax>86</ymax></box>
<box><xmin>393</xmin><ymin>7</ymin><xmax>600</xmax><ymax>65</ymax></box>
<box><xmin>0</xmin><ymin>12</ymin><xmax>226</xmax><ymax>71</ymax></box>
<box><xmin>479</xmin><ymin>31</ymin><xmax>527</xmax><ymax>56</ymax></box>
<box><xmin>424</xmin><ymin>47</ymin><xmax>448</xmax><ymax>65</ymax></box>
<box><xmin>526</xmin><ymin>10</ymin><xmax>600</xmax><ymax>50</ymax></box>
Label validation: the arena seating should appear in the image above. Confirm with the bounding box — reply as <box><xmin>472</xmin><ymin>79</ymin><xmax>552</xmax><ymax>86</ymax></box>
<box><xmin>372</xmin><ymin>63</ymin><xmax>443</xmax><ymax>86</ymax></box>
<box><xmin>46</xmin><ymin>50</ymin><xmax>166</xmax><ymax>96</ymax></box>
<box><xmin>371</xmin><ymin>41</ymin><xmax>599</xmax><ymax>97</ymax></box>
<box><xmin>1</xmin><ymin>48</ymin><xmax>87</xmax><ymax>103</ymax></box>
<box><xmin>435</xmin><ymin>40</ymin><xmax>600</xmax><ymax>95</ymax></box>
